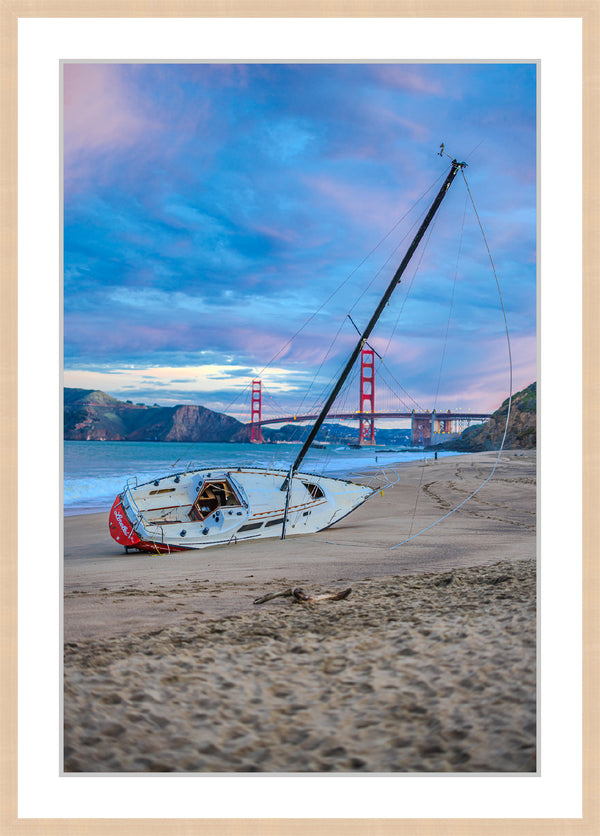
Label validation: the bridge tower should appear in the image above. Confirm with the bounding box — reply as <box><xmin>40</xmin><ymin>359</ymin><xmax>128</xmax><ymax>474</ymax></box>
<box><xmin>358</xmin><ymin>348</ymin><xmax>376</xmax><ymax>445</ymax></box>
<box><xmin>250</xmin><ymin>379</ymin><xmax>262</xmax><ymax>443</ymax></box>
<box><xmin>411</xmin><ymin>410</ymin><xmax>433</xmax><ymax>446</ymax></box>
<box><xmin>436</xmin><ymin>412</ymin><xmax>454</xmax><ymax>435</ymax></box>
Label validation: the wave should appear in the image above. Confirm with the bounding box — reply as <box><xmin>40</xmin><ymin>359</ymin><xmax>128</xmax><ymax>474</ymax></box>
<box><xmin>63</xmin><ymin>441</ymin><xmax>461</xmax><ymax>514</ymax></box>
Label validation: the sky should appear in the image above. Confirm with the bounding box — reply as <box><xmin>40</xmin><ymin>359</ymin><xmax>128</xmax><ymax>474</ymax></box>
<box><xmin>63</xmin><ymin>62</ymin><xmax>536</xmax><ymax>423</ymax></box>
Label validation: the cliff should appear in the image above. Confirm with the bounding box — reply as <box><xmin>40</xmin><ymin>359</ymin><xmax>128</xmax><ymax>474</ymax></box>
<box><xmin>437</xmin><ymin>382</ymin><xmax>536</xmax><ymax>452</ymax></box>
<box><xmin>64</xmin><ymin>389</ymin><xmax>247</xmax><ymax>442</ymax></box>
<box><xmin>65</xmin><ymin>384</ymin><xmax>536</xmax><ymax>448</ymax></box>
<box><xmin>63</xmin><ymin>388</ymin><xmax>412</xmax><ymax>445</ymax></box>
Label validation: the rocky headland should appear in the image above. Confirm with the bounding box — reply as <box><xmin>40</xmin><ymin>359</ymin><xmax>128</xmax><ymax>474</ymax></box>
<box><xmin>64</xmin><ymin>382</ymin><xmax>536</xmax><ymax>451</ymax></box>
<box><xmin>64</xmin><ymin>388</ymin><xmax>249</xmax><ymax>443</ymax></box>
<box><xmin>435</xmin><ymin>383</ymin><xmax>536</xmax><ymax>452</ymax></box>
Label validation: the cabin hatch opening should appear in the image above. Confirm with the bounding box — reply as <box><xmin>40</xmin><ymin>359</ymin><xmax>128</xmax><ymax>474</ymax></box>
<box><xmin>302</xmin><ymin>481</ymin><xmax>325</xmax><ymax>499</ymax></box>
<box><xmin>189</xmin><ymin>479</ymin><xmax>242</xmax><ymax>522</ymax></box>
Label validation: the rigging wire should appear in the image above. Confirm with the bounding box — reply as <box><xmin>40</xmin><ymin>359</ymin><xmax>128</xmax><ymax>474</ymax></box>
<box><xmin>305</xmin><ymin>189</ymin><xmax>442</xmax><ymax>433</ymax></box>
<box><xmin>220</xmin><ymin>171</ymin><xmax>449</xmax><ymax>466</ymax></box>
<box><xmin>377</xmin><ymin>207</ymin><xmax>439</xmax><ymax>362</ymax></box>
<box><xmin>375</xmin><ymin>369</ymin><xmax>421</xmax><ymax>413</ymax></box>
<box><xmin>264</xmin><ymin>178</ymin><xmax>451</xmax><ymax>477</ymax></box>
<box><xmin>253</xmin><ymin>170</ymin><xmax>448</xmax><ymax>385</ymax></box>
<box><xmin>346</xmin><ymin>199</ymin><xmax>434</xmax><ymax>321</ymax></box>
<box><xmin>389</xmin><ymin>167</ymin><xmax>513</xmax><ymax>551</ymax></box>
<box><xmin>276</xmin><ymin>173</ymin><xmax>447</xmax><ymax>427</ymax></box>
<box><xmin>403</xmin><ymin>192</ymin><xmax>468</xmax><ymax>542</ymax></box>
<box><xmin>376</xmin><ymin>362</ymin><xmax>424</xmax><ymax>412</ymax></box>
<box><xmin>366</xmin><ymin>202</ymin><xmax>443</xmax><ymax>421</ymax></box>
<box><xmin>433</xmin><ymin>191</ymin><xmax>467</xmax><ymax>410</ymax></box>
<box><xmin>464</xmin><ymin>138</ymin><xmax>486</xmax><ymax>163</ymax></box>
<box><xmin>317</xmin><ymin>165</ymin><xmax>514</xmax><ymax>551</ymax></box>
<box><xmin>171</xmin><ymin>170</ymin><xmax>445</xmax><ymax>472</ymax></box>
<box><xmin>289</xmin><ymin>316</ymin><xmax>353</xmax><ymax>419</ymax></box>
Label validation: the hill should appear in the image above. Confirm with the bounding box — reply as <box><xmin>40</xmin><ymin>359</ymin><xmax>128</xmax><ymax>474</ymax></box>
<box><xmin>261</xmin><ymin>423</ymin><xmax>412</xmax><ymax>446</ymax></box>
<box><xmin>65</xmin><ymin>384</ymin><xmax>534</xmax><ymax>449</ymax></box>
<box><xmin>436</xmin><ymin>382</ymin><xmax>536</xmax><ymax>452</ymax></box>
<box><xmin>64</xmin><ymin>388</ymin><xmax>414</xmax><ymax>445</ymax></box>
<box><xmin>64</xmin><ymin>389</ymin><xmax>247</xmax><ymax>442</ymax></box>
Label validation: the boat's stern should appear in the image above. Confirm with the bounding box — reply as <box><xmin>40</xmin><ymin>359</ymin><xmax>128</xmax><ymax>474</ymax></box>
<box><xmin>108</xmin><ymin>494</ymin><xmax>143</xmax><ymax>549</ymax></box>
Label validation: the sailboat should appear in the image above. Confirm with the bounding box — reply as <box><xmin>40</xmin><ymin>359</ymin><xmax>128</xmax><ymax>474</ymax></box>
<box><xmin>109</xmin><ymin>157</ymin><xmax>466</xmax><ymax>553</ymax></box>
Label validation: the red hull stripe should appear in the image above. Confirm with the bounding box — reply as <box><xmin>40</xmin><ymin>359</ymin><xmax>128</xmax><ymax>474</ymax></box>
<box><xmin>109</xmin><ymin>496</ymin><xmax>192</xmax><ymax>553</ymax></box>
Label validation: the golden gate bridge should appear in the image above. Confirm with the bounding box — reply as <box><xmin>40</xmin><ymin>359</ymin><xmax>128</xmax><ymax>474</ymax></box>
<box><xmin>248</xmin><ymin>349</ymin><xmax>491</xmax><ymax>447</ymax></box>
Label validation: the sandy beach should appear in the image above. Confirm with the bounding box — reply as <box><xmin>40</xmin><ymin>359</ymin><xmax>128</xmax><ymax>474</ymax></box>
<box><xmin>64</xmin><ymin>451</ymin><xmax>536</xmax><ymax>773</ymax></box>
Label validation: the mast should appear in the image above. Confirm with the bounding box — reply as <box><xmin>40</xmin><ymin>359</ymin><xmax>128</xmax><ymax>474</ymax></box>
<box><xmin>284</xmin><ymin>158</ymin><xmax>466</xmax><ymax>485</ymax></box>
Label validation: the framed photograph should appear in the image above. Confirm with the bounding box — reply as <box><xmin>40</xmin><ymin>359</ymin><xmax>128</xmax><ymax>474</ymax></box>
<box><xmin>2</xmin><ymin>4</ymin><xmax>595</xmax><ymax>834</ymax></box>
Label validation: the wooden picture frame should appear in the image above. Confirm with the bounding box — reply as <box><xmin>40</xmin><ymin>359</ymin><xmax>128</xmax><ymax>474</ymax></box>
<box><xmin>1</xmin><ymin>3</ymin><xmax>596</xmax><ymax>834</ymax></box>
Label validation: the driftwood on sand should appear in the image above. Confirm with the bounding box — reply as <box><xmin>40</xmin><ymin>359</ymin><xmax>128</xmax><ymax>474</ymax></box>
<box><xmin>253</xmin><ymin>587</ymin><xmax>352</xmax><ymax>605</ymax></box>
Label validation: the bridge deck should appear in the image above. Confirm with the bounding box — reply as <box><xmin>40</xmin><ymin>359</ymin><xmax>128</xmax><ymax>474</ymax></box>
<box><xmin>257</xmin><ymin>411</ymin><xmax>491</xmax><ymax>426</ymax></box>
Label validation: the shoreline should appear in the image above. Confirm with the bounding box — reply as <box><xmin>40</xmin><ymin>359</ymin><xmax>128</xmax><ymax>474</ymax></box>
<box><xmin>64</xmin><ymin>450</ymin><xmax>536</xmax><ymax>641</ymax></box>
<box><xmin>64</xmin><ymin>450</ymin><xmax>536</xmax><ymax>773</ymax></box>
<box><xmin>63</xmin><ymin>446</ymin><xmax>468</xmax><ymax>517</ymax></box>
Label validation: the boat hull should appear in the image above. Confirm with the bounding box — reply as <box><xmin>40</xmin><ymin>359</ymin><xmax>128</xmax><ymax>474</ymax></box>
<box><xmin>109</xmin><ymin>466</ymin><xmax>373</xmax><ymax>553</ymax></box>
<box><xmin>109</xmin><ymin>496</ymin><xmax>193</xmax><ymax>553</ymax></box>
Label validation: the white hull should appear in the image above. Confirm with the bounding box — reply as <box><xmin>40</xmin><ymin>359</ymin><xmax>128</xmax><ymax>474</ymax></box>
<box><xmin>109</xmin><ymin>466</ymin><xmax>373</xmax><ymax>552</ymax></box>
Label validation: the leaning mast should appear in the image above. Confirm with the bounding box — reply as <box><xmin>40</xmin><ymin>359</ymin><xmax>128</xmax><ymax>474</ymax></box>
<box><xmin>286</xmin><ymin>157</ymin><xmax>466</xmax><ymax>484</ymax></box>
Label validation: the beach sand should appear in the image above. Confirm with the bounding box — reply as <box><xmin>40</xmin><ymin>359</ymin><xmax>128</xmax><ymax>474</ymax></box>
<box><xmin>64</xmin><ymin>451</ymin><xmax>536</xmax><ymax>773</ymax></box>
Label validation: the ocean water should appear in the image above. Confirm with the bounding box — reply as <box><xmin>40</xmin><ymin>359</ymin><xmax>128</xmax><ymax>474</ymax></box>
<box><xmin>64</xmin><ymin>440</ymin><xmax>460</xmax><ymax>515</ymax></box>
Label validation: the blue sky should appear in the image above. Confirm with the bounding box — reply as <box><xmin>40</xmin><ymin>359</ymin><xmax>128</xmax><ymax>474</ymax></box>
<box><xmin>63</xmin><ymin>62</ymin><xmax>536</xmax><ymax>421</ymax></box>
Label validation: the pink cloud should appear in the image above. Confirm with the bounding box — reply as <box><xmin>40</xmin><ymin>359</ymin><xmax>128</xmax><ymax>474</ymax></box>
<box><xmin>369</xmin><ymin>65</ymin><xmax>445</xmax><ymax>97</ymax></box>
<box><xmin>248</xmin><ymin>223</ymin><xmax>299</xmax><ymax>245</ymax></box>
<box><xmin>303</xmin><ymin>172</ymin><xmax>420</xmax><ymax>233</ymax></box>
<box><xmin>428</xmin><ymin>334</ymin><xmax>537</xmax><ymax>413</ymax></box>
<box><xmin>229</xmin><ymin>327</ymin><xmax>294</xmax><ymax>360</ymax></box>
<box><xmin>375</xmin><ymin>108</ymin><xmax>429</xmax><ymax>143</ymax></box>
<box><xmin>64</xmin><ymin>64</ymin><xmax>154</xmax><ymax>158</ymax></box>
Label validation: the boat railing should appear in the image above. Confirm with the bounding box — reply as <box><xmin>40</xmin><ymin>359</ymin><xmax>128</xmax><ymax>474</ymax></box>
<box><xmin>122</xmin><ymin>485</ymin><xmax>148</xmax><ymax>533</ymax></box>
<box><xmin>372</xmin><ymin>468</ymin><xmax>402</xmax><ymax>494</ymax></box>
<box><xmin>150</xmin><ymin>524</ymin><xmax>167</xmax><ymax>549</ymax></box>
